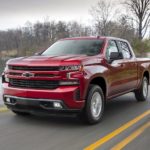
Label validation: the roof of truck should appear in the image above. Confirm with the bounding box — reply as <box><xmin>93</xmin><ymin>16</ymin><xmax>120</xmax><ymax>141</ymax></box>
<box><xmin>61</xmin><ymin>36</ymin><xmax>128</xmax><ymax>42</ymax></box>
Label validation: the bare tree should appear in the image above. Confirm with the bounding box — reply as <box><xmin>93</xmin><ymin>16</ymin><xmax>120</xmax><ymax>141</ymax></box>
<box><xmin>55</xmin><ymin>21</ymin><xmax>69</xmax><ymax>40</ymax></box>
<box><xmin>90</xmin><ymin>0</ymin><xmax>117</xmax><ymax>36</ymax></box>
<box><xmin>68</xmin><ymin>21</ymin><xmax>93</xmax><ymax>37</ymax></box>
<box><xmin>124</xmin><ymin>0</ymin><xmax>150</xmax><ymax>40</ymax></box>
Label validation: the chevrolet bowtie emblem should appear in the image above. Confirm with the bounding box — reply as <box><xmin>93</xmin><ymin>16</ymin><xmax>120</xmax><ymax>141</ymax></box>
<box><xmin>22</xmin><ymin>72</ymin><xmax>34</xmax><ymax>78</ymax></box>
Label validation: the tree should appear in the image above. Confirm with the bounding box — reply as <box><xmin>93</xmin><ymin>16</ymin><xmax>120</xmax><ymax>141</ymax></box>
<box><xmin>124</xmin><ymin>0</ymin><xmax>150</xmax><ymax>40</ymax></box>
<box><xmin>113</xmin><ymin>15</ymin><xmax>137</xmax><ymax>42</ymax></box>
<box><xmin>55</xmin><ymin>21</ymin><xmax>69</xmax><ymax>40</ymax></box>
<box><xmin>68</xmin><ymin>21</ymin><xmax>93</xmax><ymax>37</ymax></box>
<box><xmin>90</xmin><ymin>0</ymin><xmax>116</xmax><ymax>36</ymax></box>
<box><xmin>132</xmin><ymin>38</ymin><xmax>150</xmax><ymax>56</ymax></box>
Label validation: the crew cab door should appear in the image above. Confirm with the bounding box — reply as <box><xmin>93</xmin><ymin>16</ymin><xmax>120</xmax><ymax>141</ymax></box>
<box><xmin>105</xmin><ymin>40</ymin><xmax>137</xmax><ymax>97</ymax></box>
<box><xmin>116</xmin><ymin>40</ymin><xmax>138</xmax><ymax>90</ymax></box>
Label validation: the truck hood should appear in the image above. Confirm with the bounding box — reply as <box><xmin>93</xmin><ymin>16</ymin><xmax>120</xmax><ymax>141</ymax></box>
<box><xmin>7</xmin><ymin>55</ymin><xmax>102</xmax><ymax>66</ymax></box>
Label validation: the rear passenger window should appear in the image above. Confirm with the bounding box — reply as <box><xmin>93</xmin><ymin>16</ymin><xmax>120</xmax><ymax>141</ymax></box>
<box><xmin>118</xmin><ymin>41</ymin><xmax>131</xmax><ymax>59</ymax></box>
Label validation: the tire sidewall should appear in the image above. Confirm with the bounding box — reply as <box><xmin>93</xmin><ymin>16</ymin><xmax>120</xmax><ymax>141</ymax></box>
<box><xmin>85</xmin><ymin>85</ymin><xmax>104</xmax><ymax>124</ymax></box>
<box><xmin>135</xmin><ymin>77</ymin><xmax>149</xmax><ymax>102</ymax></box>
<box><xmin>142</xmin><ymin>77</ymin><xmax>149</xmax><ymax>100</ymax></box>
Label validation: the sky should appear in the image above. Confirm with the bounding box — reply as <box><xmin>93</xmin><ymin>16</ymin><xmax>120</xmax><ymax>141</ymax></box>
<box><xmin>0</xmin><ymin>0</ymin><xmax>103</xmax><ymax>30</ymax></box>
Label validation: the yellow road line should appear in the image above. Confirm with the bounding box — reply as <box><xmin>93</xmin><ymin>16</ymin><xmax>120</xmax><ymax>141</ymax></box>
<box><xmin>111</xmin><ymin>121</ymin><xmax>150</xmax><ymax>150</ymax></box>
<box><xmin>84</xmin><ymin>110</ymin><xmax>150</xmax><ymax>150</ymax></box>
<box><xmin>0</xmin><ymin>106</ymin><xmax>8</xmax><ymax>112</ymax></box>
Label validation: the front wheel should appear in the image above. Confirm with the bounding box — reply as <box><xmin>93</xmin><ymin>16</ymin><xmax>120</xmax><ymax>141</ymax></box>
<box><xmin>134</xmin><ymin>77</ymin><xmax>149</xmax><ymax>101</ymax></box>
<box><xmin>80</xmin><ymin>85</ymin><xmax>104</xmax><ymax>124</ymax></box>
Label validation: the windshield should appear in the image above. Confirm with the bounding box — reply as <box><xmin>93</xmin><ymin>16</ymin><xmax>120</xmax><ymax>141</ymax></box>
<box><xmin>42</xmin><ymin>39</ymin><xmax>104</xmax><ymax>56</ymax></box>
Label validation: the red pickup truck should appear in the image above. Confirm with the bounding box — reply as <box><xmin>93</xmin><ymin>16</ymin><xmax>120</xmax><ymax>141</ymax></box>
<box><xmin>2</xmin><ymin>36</ymin><xmax>150</xmax><ymax>124</ymax></box>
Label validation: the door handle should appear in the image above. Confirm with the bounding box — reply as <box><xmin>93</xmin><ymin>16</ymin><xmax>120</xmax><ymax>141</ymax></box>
<box><xmin>120</xmin><ymin>63</ymin><xmax>125</xmax><ymax>67</ymax></box>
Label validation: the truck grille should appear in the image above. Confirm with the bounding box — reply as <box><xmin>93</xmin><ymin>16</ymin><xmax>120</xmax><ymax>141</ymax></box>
<box><xmin>9</xmin><ymin>66</ymin><xmax>59</xmax><ymax>71</ymax></box>
<box><xmin>9</xmin><ymin>79</ymin><xmax>59</xmax><ymax>89</ymax></box>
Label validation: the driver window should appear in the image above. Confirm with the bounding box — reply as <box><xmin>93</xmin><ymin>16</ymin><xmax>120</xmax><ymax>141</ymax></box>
<box><xmin>106</xmin><ymin>40</ymin><xmax>119</xmax><ymax>60</ymax></box>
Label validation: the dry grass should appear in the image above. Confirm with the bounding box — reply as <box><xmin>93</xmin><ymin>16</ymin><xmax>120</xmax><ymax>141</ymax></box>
<box><xmin>1</xmin><ymin>49</ymin><xmax>17</xmax><ymax>57</ymax></box>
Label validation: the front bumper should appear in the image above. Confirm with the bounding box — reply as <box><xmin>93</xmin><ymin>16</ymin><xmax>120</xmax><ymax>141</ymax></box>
<box><xmin>2</xmin><ymin>83</ymin><xmax>85</xmax><ymax>110</ymax></box>
<box><xmin>4</xmin><ymin>95</ymin><xmax>81</xmax><ymax>115</ymax></box>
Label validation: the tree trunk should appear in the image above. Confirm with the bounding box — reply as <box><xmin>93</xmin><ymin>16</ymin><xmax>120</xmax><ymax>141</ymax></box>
<box><xmin>139</xmin><ymin>19</ymin><xmax>142</xmax><ymax>40</ymax></box>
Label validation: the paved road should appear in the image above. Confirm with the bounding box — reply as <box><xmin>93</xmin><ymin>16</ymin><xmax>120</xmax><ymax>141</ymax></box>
<box><xmin>0</xmin><ymin>82</ymin><xmax>149</xmax><ymax>150</ymax></box>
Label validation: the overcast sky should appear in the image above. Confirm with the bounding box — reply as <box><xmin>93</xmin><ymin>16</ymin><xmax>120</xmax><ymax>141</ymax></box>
<box><xmin>0</xmin><ymin>0</ymin><xmax>105</xmax><ymax>30</ymax></box>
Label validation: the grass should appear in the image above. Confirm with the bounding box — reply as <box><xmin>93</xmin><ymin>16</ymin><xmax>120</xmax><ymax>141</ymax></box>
<box><xmin>1</xmin><ymin>49</ymin><xmax>17</xmax><ymax>57</ymax></box>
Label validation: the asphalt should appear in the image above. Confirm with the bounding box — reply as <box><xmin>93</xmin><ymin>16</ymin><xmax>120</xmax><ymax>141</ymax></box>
<box><xmin>0</xmin><ymin>79</ymin><xmax>149</xmax><ymax>150</ymax></box>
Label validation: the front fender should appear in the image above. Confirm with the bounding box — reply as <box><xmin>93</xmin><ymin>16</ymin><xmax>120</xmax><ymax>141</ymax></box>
<box><xmin>82</xmin><ymin>65</ymin><xmax>108</xmax><ymax>99</ymax></box>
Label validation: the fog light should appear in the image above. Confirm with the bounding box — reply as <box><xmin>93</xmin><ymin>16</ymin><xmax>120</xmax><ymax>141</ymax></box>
<box><xmin>53</xmin><ymin>102</ymin><xmax>63</xmax><ymax>108</ymax></box>
<box><xmin>5</xmin><ymin>98</ymin><xmax>11</xmax><ymax>103</ymax></box>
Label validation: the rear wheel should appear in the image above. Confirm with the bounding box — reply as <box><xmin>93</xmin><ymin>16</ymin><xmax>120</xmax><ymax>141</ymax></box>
<box><xmin>79</xmin><ymin>84</ymin><xmax>104</xmax><ymax>124</ymax></box>
<box><xmin>12</xmin><ymin>110</ymin><xmax>30</xmax><ymax>116</ymax></box>
<box><xmin>134</xmin><ymin>77</ymin><xmax>149</xmax><ymax>101</ymax></box>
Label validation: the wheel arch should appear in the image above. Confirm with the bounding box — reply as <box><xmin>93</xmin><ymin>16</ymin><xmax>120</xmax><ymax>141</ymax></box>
<box><xmin>143</xmin><ymin>71</ymin><xmax>149</xmax><ymax>84</ymax></box>
<box><xmin>87</xmin><ymin>76</ymin><xmax>107</xmax><ymax>99</ymax></box>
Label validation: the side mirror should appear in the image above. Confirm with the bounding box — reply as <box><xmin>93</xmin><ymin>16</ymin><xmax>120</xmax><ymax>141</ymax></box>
<box><xmin>109</xmin><ymin>52</ymin><xmax>123</xmax><ymax>63</ymax></box>
<box><xmin>110</xmin><ymin>52</ymin><xmax>119</xmax><ymax>60</ymax></box>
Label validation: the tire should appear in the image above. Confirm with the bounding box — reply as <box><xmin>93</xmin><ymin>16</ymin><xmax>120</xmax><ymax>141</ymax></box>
<box><xmin>79</xmin><ymin>84</ymin><xmax>104</xmax><ymax>124</ymax></box>
<box><xmin>134</xmin><ymin>77</ymin><xmax>149</xmax><ymax>101</ymax></box>
<box><xmin>12</xmin><ymin>110</ymin><xmax>30</xmax><ymax>116</ymax></box>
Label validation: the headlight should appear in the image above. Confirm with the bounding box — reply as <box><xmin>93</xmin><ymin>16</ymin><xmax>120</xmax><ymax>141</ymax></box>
<box><xmin>59</xmin><ymin>65</ymin><xmax>82</xmax><ymax>71</ymax></box>
<box><xmin>4</xmin><ymin>65</ymin><xmax>8</xmax><ymax>72</ymax></box>
<box><xmin>5</xmin><ymin>75</ymin><xmax>9</xmax><ymax>82</ymax></box>
<box><xmin>2</xmin><ymin>74</ymin><xmax>9</xmax><ymax>83</ymax></box>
